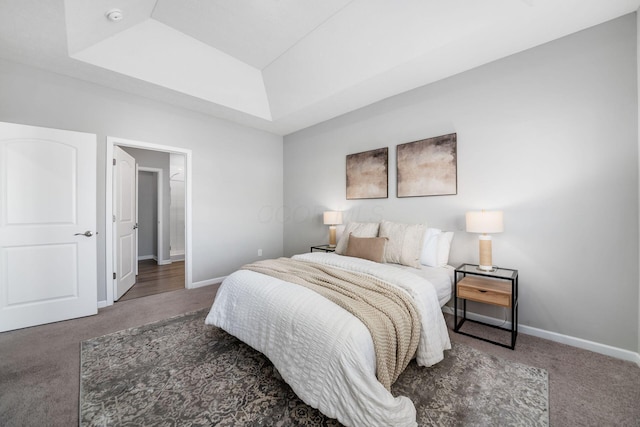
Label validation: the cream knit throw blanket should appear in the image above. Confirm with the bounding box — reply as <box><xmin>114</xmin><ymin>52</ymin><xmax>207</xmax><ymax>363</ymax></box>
<box><xmin>242</xmin><ymin>257</ymin><xmax>421</xmax><ymax>390</ymax></box>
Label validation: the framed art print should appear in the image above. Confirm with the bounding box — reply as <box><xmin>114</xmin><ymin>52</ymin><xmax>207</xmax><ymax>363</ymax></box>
<box><xmin>346</xmin><ymin>147</ymin><xmax>388</xmax><ymax>199</ymax></box>
<box><xmin>397</xmin><ymin>133</ymin><xmax>457</xmax><ymax>197</ymax></box>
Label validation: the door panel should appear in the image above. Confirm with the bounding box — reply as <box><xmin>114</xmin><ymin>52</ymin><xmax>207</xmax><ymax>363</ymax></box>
<box><xmin>0</xmin><ymin>121</ymin><xmax>97</xmax><ymax>332</ymax></box>
<box><xmin>6</xmin><ymin>244</ymin><xmax>78</xmax><ymax>304</ymax></box>
<box><xmin>6</xmin><ymin>140</ymin><xmax>76</xmax><ymax>224</ymax></box>
<box><xmin>118</xmin><ymin>233</ymin><xmax>135</xmax><ymax>283</ymax></box>
<box><xmin>114</xmin><ymin>146</ymin><xmax>137</xmax><ymax>300</ymax></box>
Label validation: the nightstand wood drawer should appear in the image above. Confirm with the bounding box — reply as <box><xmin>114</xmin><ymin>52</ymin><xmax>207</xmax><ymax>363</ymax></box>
<box><xmin>457</xmin><ymin>276</ymin><xmax>511</xmax><ymax>307</ymax></box>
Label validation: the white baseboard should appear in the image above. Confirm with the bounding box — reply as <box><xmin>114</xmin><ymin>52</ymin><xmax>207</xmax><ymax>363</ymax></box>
<box><xmin>191</xmin><ymin>276</ymin><xmax>226</xmax><ymax>289</ymax></box>
<box><xmin>170</xmin><ymin>254</ymin><xmax>185</xmax><ymax>262</ymax></box>
<box><xmin>97</xmin><ymin>300</ymin><xmax>108</xmax><ymax>309</ymax></box>
<box><xmin>442</xmin><ymin>306</ymin><xmax>640</xmax><ymax>366</ymax></box>
<box><xmin>137</xmin><ymin>255</ymin><xmax>172</xmax><ymax>265</ymax></box>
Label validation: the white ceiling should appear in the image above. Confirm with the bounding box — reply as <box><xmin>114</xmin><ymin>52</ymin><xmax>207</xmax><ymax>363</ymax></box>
<box><xmin>0</xmin><ymin>0</ymin><xmax>638</xmax><ymax>135</ymax></box>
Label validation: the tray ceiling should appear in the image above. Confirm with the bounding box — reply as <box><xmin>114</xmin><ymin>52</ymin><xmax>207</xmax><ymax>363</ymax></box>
<box><xmin>0</xmin><ymin>0</ymin><xmax>638</xmax><ymax>135</ymax></box>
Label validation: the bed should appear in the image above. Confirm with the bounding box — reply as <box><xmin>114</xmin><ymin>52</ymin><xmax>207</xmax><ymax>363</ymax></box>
<box><xmin>205</xmin><ymin>222</ymin><xmax>454</xmax><ymax>427</ymax></box>
<box><xmin>394</xmin><ymin>262</ymin><xmax>455</xmax><ymax>307</ymax></box>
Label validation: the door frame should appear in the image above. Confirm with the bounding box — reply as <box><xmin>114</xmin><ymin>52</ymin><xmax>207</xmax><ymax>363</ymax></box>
<box><xmin>137</xmin><ymin>167</ymin><xmax>164</xmax><ymax>265</ymax></box>
<box><xmin>105</xmin><ymin>136</ymin><xmax>192</xmax><ymax>306</ymax></box>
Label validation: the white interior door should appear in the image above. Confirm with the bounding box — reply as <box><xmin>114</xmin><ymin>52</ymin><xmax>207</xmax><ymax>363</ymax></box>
<box><xmin>114</xmin><ymin>146</ymin><xmax>137</xmax><ymax>300</ymax></box>
<box><xmin>0</xmin><ymin>121</ymin><xmax>97</xmax><ymax>332</ymax></box>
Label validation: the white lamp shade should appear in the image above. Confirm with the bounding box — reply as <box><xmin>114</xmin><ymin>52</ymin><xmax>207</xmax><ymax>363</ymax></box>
<box><xmin>323</xmin><ymin>211</ymin><xmax>343</xmax><ymax>225</ymax></box>
<box><xmin>466</xmin><ymin>210</ymin><xmax>504</xmax><ymax>234</ymax></box>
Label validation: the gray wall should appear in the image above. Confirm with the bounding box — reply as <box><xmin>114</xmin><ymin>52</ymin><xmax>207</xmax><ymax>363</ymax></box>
<box><xmin>136</xmin><ymin>170</ymin><xmax>158</xmax><ymax>258</ymax></box>
<box><xmin>284</xmin><ymin>15</ymin><xmax>639</xmax><ymax>351</ymax></box>
<box><xmin>638</xmin><ymin>11</ymin><xmax>640</xmax><ymax>356</ymax></box>
<box><xmin>122</xmin><ymin>147</ymin><xmax>170</xmax><ymax>262</ymax></box>
<box><xmin>0</xmin><ymin>58</ymin><xmax>284</xmax><ymax>302</ymax></box>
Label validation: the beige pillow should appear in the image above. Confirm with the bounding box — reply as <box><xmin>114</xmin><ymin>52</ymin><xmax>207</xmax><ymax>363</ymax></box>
<box><xmin>335</xmin><ymin>222</ymin><xmax>380</xmax><ymax>255</ymax></box>
<box><xmin>378</xmin><ymin>220</ymin><xmax>426</xmax><ymax>268</ymax></box>
<box><xmin>345</xmin><ymin>234</ymin><xmax>388</xmax><ymax>263</ymax></box>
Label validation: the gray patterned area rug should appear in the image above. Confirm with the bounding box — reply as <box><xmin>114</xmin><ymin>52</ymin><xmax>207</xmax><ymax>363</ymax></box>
<box><xmin>80</xmin><ymin>309</ymin><xmax>548</xmax><ymax>426</ymax></box>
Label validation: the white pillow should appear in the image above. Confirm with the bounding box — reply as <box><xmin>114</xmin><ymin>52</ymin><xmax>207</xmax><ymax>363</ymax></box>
<box><xmin>335</xmin><ymin>222</ymin><xmax>380</xmax><ymax>255</ymax></box>
<box><xmin>378</xmin><ymin>220</ymin><xmax>426</xmax><ymax>269</ymax></box>
<box><xmin>420</xmin><ymin>228</ymin><xmax>454</xmax><ymax>267</ymax></box>
<box><xmin>420</xmin><ymin>228</ymin><xmax>441</xmax><ymax>267</ymax></box>
<box><xmin>436</xmin><ymin>231</ymin><xmax>454</xmax><ymax>266</ymax></box>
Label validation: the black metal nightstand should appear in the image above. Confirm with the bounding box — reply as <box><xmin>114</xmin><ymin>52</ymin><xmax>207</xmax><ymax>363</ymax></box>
<box><xmin>454</xmin><ymin>263</ymin><xmax>519</xmax><ymax>349</ymax></box>
<box><xmin>310</xmin><ymin>245</ymin><xmax>336</xmax><ymax>253</ymax></box>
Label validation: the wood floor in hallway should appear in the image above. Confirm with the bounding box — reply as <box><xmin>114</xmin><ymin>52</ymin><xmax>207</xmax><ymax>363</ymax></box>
<box><xmin>119</xmin><ymin>259</ymin><xmax>185</xmax><ymax>301</ymax></box>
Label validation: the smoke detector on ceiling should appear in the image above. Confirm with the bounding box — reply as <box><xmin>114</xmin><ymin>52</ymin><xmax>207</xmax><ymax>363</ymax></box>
<box><xmin>105</xmin><ymin>9</ymin><xmax>123</xmax><ymax>22</ymax></box>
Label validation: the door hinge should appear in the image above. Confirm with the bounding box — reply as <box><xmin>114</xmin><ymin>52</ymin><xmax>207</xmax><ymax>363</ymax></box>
<box><xmin>113</xmin><ymin>158</ymin><xmax>116</xmax><ymax>166</ymax></box>
<box><xmin>112</xmin><ymin>215</ymin><xmax>116</xmax><ymax>222</ymax></box>
<box><xmin>113</xmin><ymin>272</ymin><xmax>116</xmax><ymax>280</ymax></box>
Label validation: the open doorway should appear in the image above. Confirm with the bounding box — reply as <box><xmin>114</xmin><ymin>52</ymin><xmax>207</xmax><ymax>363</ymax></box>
<box><xmin>105</xmin><ymin>137</ymin><xmax>192</xmax><ymax>306</ymax></box>
<box><xmin>116</xmin><ymin>147</ymin><xmax>185</xmax><ymax>301</ymax></box>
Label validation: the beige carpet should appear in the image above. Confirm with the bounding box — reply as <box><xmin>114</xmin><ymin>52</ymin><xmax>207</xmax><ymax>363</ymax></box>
<box><xmin>1</xmin><ymin>283</ymin><xmax>639</xmax><ymax>426</ymax></box>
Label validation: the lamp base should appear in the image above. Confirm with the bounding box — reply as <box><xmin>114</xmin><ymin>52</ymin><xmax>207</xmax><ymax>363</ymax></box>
<box><xmin>478</xmin><ymin>235</ymin><xmax>494</xmax><ymax>272</ymax></box>
<box><xmin>477</xmin><ymin>264</ymin><xmax>496</xmax><ymax>272</ymax></box>
<box><xmin>328</xmin><ymin>225</ymin><xmax>337</xmax><ymax>247</ymax></box>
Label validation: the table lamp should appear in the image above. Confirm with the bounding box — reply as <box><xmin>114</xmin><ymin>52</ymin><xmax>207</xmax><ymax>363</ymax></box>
<box><xmin>466</xmin><ymin>210</ymin><xmax>504</xmax><ymax>271</ymax></box>
<box><xmin>323</xmin><ymin>211</ymin><xmax>343</xmax><ymax>247</ymax></box>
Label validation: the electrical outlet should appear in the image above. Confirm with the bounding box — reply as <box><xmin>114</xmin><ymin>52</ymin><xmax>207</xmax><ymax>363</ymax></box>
<box><xmin>258</xmin><ymin>249</ymin><xmax>263</xmax><ymax>256</ymax></box>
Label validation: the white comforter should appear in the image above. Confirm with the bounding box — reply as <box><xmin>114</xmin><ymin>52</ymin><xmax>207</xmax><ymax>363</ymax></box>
<box><xmin>205</xmin><ymin>252</ymin><xmax>451</xmax><ymax>427</ymax></box>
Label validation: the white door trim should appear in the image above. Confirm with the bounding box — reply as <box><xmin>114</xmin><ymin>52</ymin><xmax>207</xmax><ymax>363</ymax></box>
<box><xmin>135</xmin><ymin>162</ymin><xmax>139</xmax><ymax>276</ymax></box>
<box><xmin>138</xmin><ymin>167</ymin><xmax>164</xmax><ymax>265</ymax></box>
<box><xmin>106</xmin><ymin>137</ymin><xmax>193</xmax><ymax>306</ymax></box>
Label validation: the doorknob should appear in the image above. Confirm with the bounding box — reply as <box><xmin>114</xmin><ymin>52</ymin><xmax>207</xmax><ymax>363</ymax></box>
<box><xmin>74</xmin><ymin>231</ymin><xmax>94</xmax><ymax>237</ymax></box>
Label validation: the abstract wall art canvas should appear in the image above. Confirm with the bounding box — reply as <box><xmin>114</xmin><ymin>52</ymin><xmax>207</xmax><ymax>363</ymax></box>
<box><xmin>346</xmin><ymin>147</ymin><xmax>388</xmax><ymax>199</ymax></box>
<box><xmin>397</xmin><ymin>133</ymin><xmax>457</xmax><ymax>197</ymax></box>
